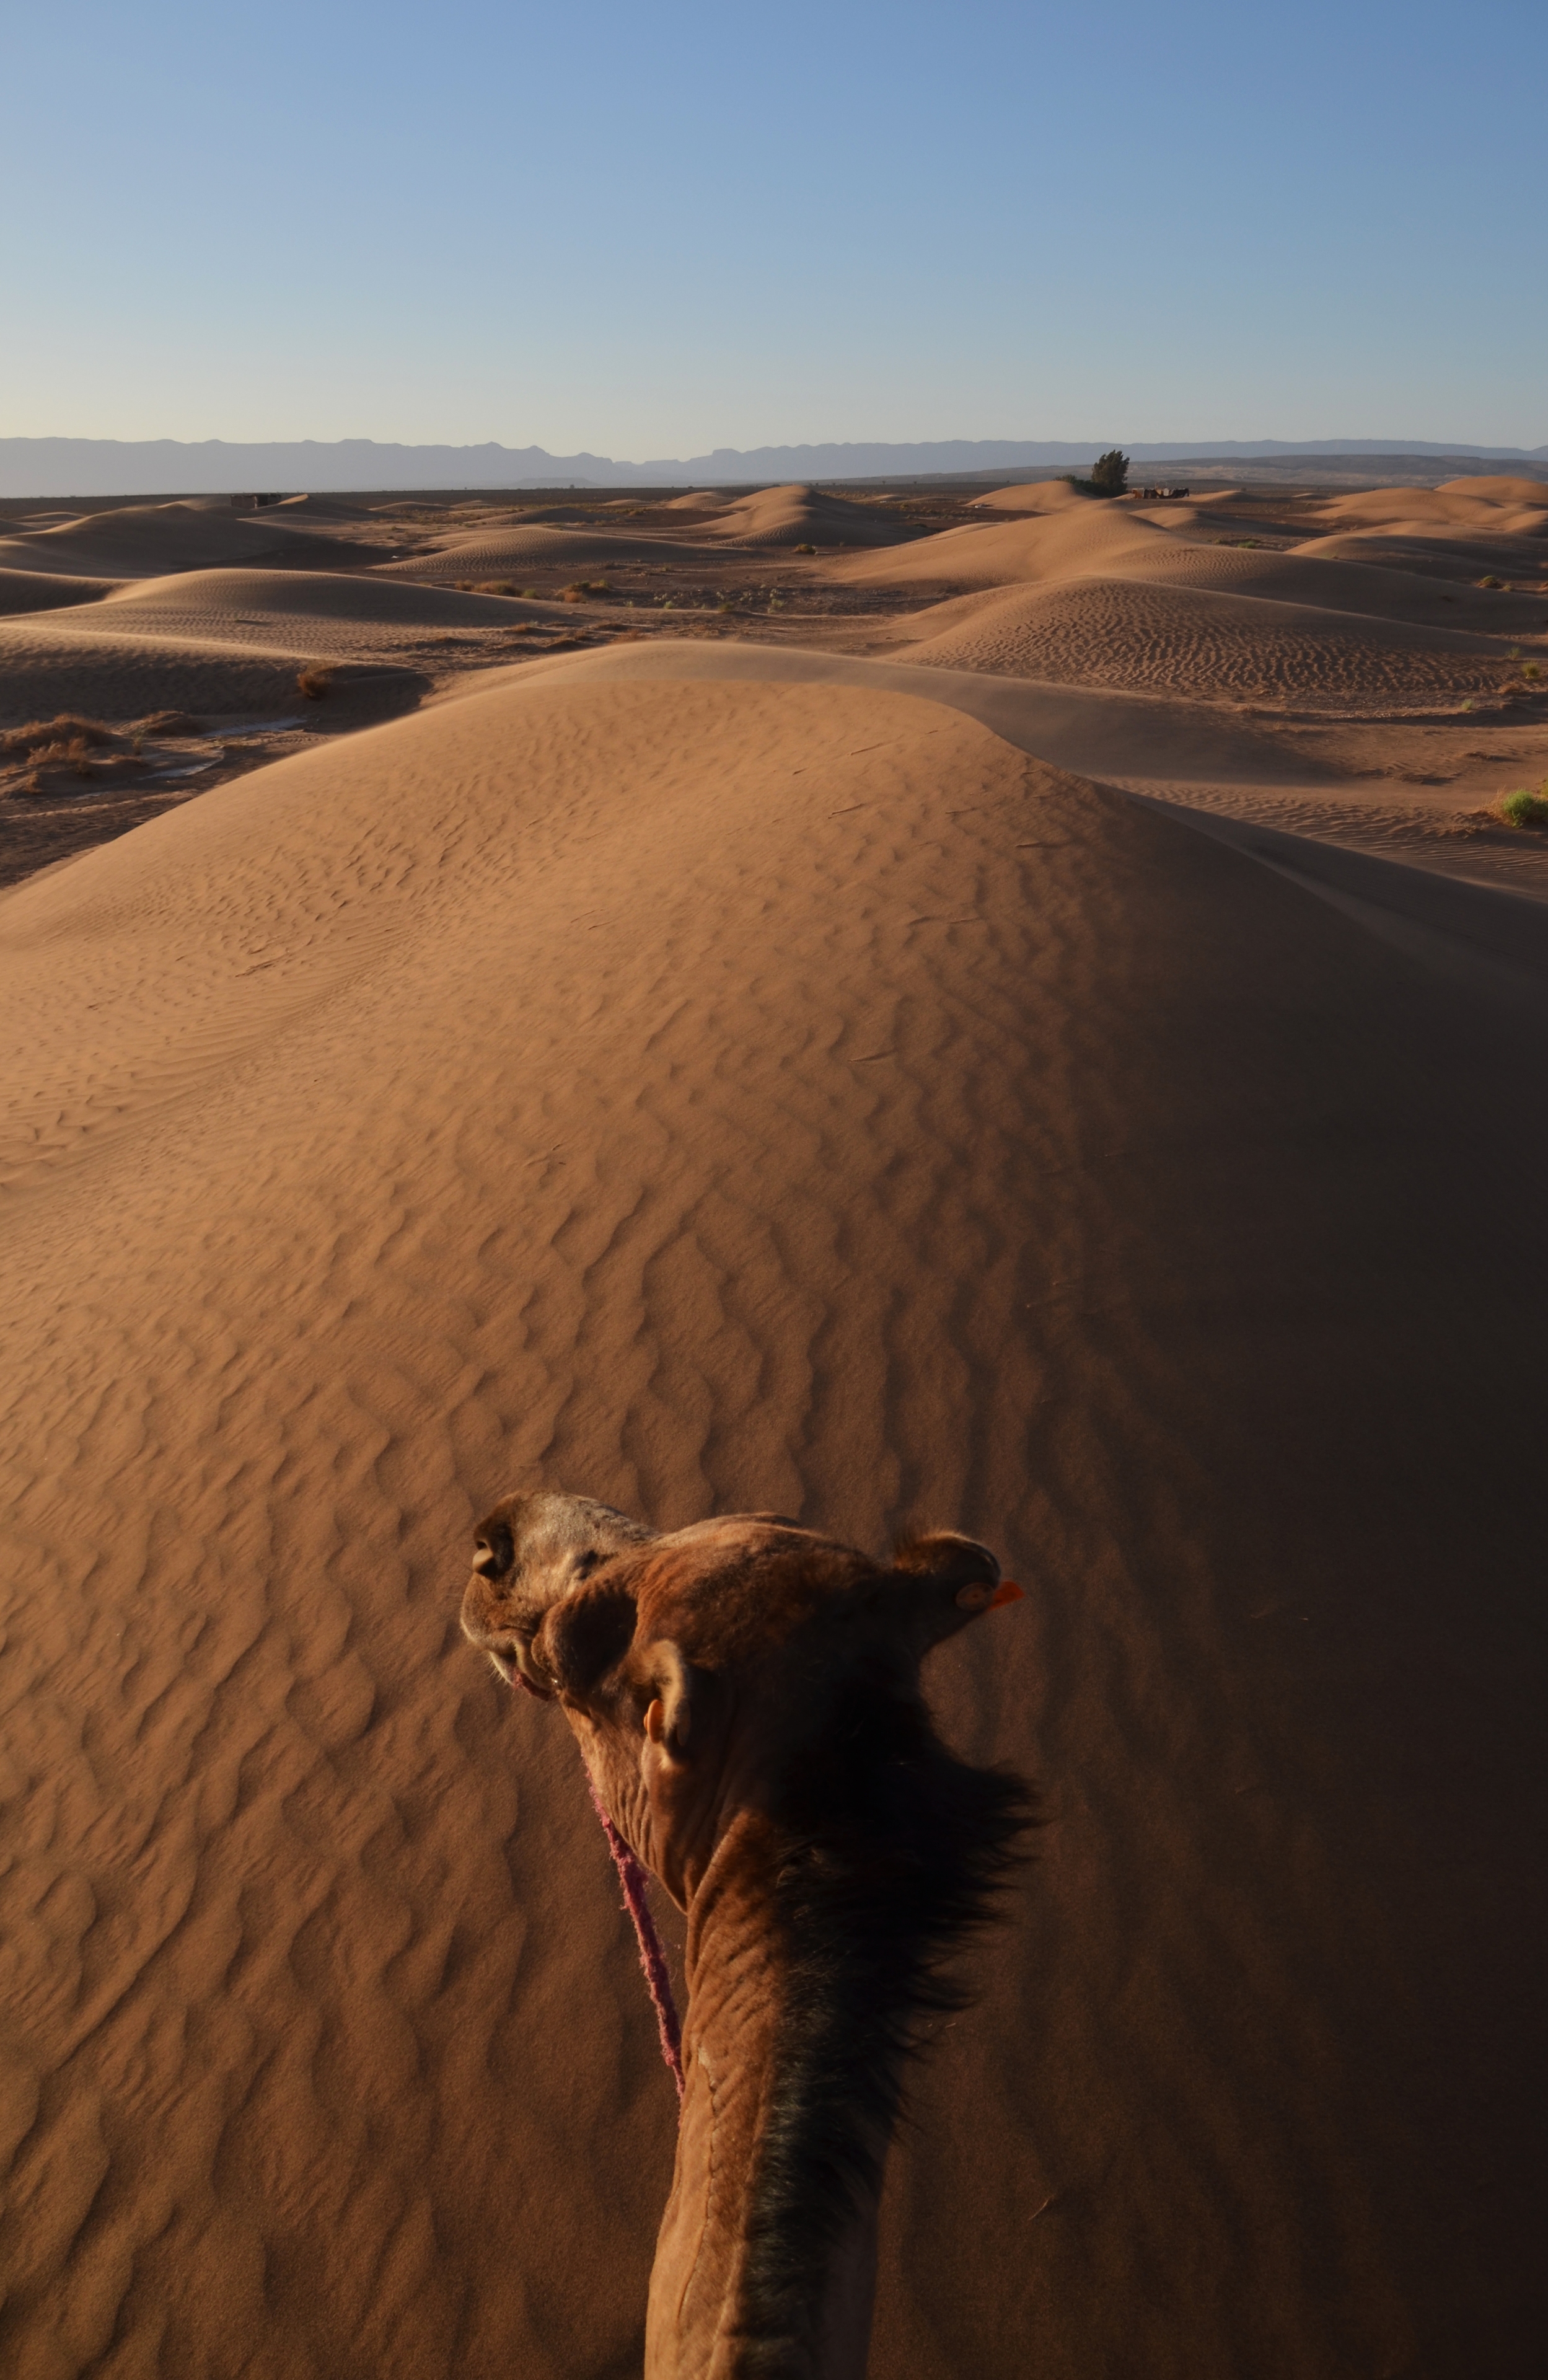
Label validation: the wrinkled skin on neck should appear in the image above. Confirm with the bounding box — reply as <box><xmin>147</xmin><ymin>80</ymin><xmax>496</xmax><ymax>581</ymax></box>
<box><xmin>462</xmin><ymin>1491</ymin><xmax>1027</xmax><ymax>2380</ymax></box>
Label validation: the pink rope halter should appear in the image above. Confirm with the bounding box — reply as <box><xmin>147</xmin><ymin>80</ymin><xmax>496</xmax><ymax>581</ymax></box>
<box><xmin>584</xmin><ymin>1776</ymin><xmax>685</xmax><ymax>2101</ymax></box>
<box><xmin>504</xmin><ymin>1667</ymin><xmax>684</xmax><ymax>2100</ymax></box>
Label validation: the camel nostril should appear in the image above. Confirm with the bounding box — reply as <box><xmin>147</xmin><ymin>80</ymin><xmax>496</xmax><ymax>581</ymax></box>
<box><xmin>470</xmin><ymin>1520</ymin><xmax>516</xmax><ymax>1581</ymax></box>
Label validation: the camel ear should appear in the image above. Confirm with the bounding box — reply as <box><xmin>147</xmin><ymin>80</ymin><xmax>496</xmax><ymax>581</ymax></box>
<box><xmin>640</xmin><ymin>1641</ymin><xmax>709</xmax><ymax>1762</ymax></box>
<box><xmin>882</xmin><ymin>1531</ymin><xmax>1022</xmax><ymax>1654</ymax></box>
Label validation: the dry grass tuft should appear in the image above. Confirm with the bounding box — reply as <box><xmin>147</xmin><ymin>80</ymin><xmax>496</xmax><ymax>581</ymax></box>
<box><xmin>297</xmin><ymin>666</ymin><xmax>334</xmax><ymax>700</ymax></box>
<box><xmin>0</xmin><ymin>714</ymin><xmax>118</xmax><ymax>759</ymax></box>
<box><xmin>132</xmin><ymin>710</ymin><xmax>203</xmax><ymax>737</ymax></box>
<box><xmin>31</xmin><ymin>738</ymin><xmax>99</xmax><ymax>777</ymax></box>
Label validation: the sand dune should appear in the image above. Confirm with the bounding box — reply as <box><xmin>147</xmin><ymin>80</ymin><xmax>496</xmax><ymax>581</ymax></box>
<box><xmin>703</xmin><ymin>482</ymin><xmax>915</xmax><ymax>546</ymax></box>
<box><xmin>892</xmin><ymin>574</ymin><xmax>1514</xmax><ymax>703</ymax></box>
<box><xmin>268</xmin><ymin>492</ymin><xmax>372</xmax><ymax>521</ymax></box>
<box><xmin>3</xmin><ymin>646</ymin><xmax>1545</xmax><ymax>2379</ymax></box>
<box><xmin>1435</xmin><ymin>472</ymin><xmax>1548</xmax><ymax>508</ymax></box>
<box><xmin>1293</xmin><ymin>526</ymin><xmax>1548</xmax><ymax>585</ymax></box>
<box><xmin>1310</xmin><ymin>478</ymin><xmax>1548</xmax><ymax>536</ymax></box>
<box><xmin>74</xmin><ymin>569</ymin><xmax>555</xmax><ymax>669</ymax></box>
<box><xmin>0</xmin><ymin>572</ymin><xmax>548</xmax><ymax>728</ymax></box>
<box><xmin>0</xmin><ymin>501</ymin><xmax>289</xmax><ymax>578</ymax></box>
<box><xmin>0</xmin><ymin>566</ymin><xmax>118</xmax><ymax>617</ymax></box>
<box><xmin>0</xmin><ymin>500</ymin><xmax>387</xmax><ymax>582</ymax></box>
<box><xmin>1103</xmin><ymin>534</ymin><xmax>1548</xmax><ymax>631</ymax></box>
<box><xmin>829</xmin><ymin>501</ymin><xmax>1176</xmax><ymax>589</ymax></box>
<box><xmin>375</xmin><ymin>524</ymin><xmax>710</xmax><ymax>581</ymax></box>
<box><xmin>493</xmin><ymin>634</ymin><xmax>1337</xmax><ymax>787</ymax></box>
<box><xmin>892</xmin><ymin>482</ymin><xmax>1548</xmax><ymax>601</ymax></box>
<box><xmin>0</xmin><ymin>622</ymin><xmax>322</xmax><ymax>726</ymax></box>
<box><xmin>967</xmin><ymin>477</ymin><xmax>1097</xmax><ymax>514</ymax></box>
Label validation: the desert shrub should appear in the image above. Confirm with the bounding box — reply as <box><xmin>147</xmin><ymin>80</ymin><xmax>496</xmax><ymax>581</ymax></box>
<box><xmin>794</xmin><ymin>542</ymin><xmax>816</xmax><ymax>554</ymax></box>
<box><xmin>1479</xmin><ymin>575</ymin><xmax>1503</xmax><ymax>589</ymax></box>
<box><xmin>27</xmin><ymin>737</ymin><xmax>97</xmax><ymax>776</ymax></box>
<box><xmin>1521</xmin><ymin>661</ymin><xmax>1541</xmax><ymax>679</ymax></box>
<box><xmin>1500</xmin><ymin>787</ymin><xmax>1548</xmax><ymax>828</ymax></box>
<box><xmin>297</xmin><ymin>665</ymin><xmax>333</xmax><ymax>700</ymax></box>
<box><xmin>1066</xmin><ymin>449</ymin><xmax>1129</xmax><ymax>499</ymax></box>
<box><xmin>0</xmin><ymin>713</ymin><xmax>117</xmax><ymax>758</ymax></box>
<box><xmin>475</xmin><ymin>580</ymin><xmax>519</xmax><ymax>596</ymax></box>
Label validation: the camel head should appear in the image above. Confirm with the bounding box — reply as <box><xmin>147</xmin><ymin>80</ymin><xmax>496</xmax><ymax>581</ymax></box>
<box><xmin>461</xmin><ymin>1490</ymin><xmax>1024</xmax><ymax>1909</ymax></box>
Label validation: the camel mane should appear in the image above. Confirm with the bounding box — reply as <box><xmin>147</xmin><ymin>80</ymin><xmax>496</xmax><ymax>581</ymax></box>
<box><xmin>737</xmin><ymin>1637</ymin><xmax>1035</xmax><ymax>2357</ymax></box>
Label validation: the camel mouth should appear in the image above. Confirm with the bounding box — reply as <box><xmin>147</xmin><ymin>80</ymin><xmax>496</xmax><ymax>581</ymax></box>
<box><xmin>479</xmin><ymin>1630</ymin><xmax>550</xmax><ymax>1698</ymax></box>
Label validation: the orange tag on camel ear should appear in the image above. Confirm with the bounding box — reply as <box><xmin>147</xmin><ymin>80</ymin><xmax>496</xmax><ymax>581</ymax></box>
<box><xmin>989</xmin><ymin>1579</ymin><xmax>1024</xmax><ymax>1608</ymax></box>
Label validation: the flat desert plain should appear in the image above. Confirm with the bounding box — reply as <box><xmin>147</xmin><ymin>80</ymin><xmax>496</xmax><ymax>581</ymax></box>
<box><xmin>2</xmin><ymin>474</ymin><xmax>1547</xmax><ymax>2379</ymax></box>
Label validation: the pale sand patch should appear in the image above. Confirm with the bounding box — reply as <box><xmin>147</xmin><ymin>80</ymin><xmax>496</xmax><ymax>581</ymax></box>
<box><xmin>3</xmin><ymin>661</ymin><xmax>1546</xmax><ymax>2378</ymax></box>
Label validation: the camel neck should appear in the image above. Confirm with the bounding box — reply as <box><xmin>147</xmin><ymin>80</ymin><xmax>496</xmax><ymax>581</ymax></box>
<box><xmin>644</xmin><ymin>1811</ymin><xmax>884</xmax><ymax>2380</ymax></box>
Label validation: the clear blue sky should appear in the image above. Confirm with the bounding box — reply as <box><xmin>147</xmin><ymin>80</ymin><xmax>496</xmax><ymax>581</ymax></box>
<box><xmin>4</xmin><ymin>0</ymin><xmax>1544</xmax><ymax>456</ymax></box>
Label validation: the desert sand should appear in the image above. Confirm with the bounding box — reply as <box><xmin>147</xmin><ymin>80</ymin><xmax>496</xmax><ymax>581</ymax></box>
<box><xmin>2</xmin><ymin>470</ymin><xmax>1547</xmax><ymax>2378</ymax></box>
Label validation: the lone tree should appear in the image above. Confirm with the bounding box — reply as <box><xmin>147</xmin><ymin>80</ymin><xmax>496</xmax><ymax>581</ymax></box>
<box><xmin>1090</xmin><ymin>447</ymin><xmax>1129</xmax><ymax>495</ymax></box>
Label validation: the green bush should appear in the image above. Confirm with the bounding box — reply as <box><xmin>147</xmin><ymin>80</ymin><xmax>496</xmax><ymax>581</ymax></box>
<box><xmin>1066</xmin><ymin>449</ymin><xmax>1130</xmax><ymax>499</ymax></box>
<box><xmin>1500</xmin><ymin>787</ymin><xmax>1548</xmax><ymax>828</ymax></box>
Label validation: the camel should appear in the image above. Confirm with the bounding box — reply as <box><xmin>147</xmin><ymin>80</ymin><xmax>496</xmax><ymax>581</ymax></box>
<box><xmin>461</xmin><ymin>1491</ymin><xmax>1032</xmax><ymax>2380</ymax></box>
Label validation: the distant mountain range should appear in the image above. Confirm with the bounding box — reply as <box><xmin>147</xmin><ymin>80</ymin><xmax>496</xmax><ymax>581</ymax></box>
<box><xmin>2</xmin><ymin>434</ymin><xmax>1546</xmax><ymax>498</ymax></box>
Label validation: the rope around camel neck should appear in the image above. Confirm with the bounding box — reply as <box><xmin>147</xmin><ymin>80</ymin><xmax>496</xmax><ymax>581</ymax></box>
<box><xmin>585</xmin><ymin>1776</ymin><xmax>686</xmax><ymax>2099</ymax></box>
<box><xmin>501</xmin><ymin>1668</ymin><xmax>684</xmax><ymax>2098</ymax></box>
